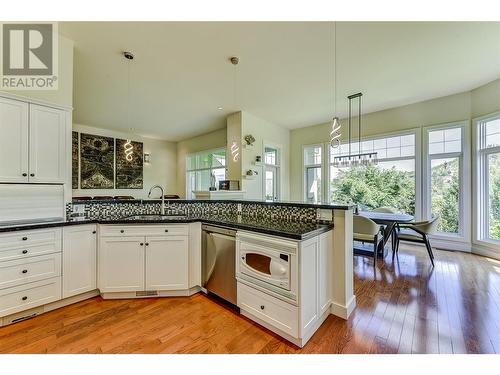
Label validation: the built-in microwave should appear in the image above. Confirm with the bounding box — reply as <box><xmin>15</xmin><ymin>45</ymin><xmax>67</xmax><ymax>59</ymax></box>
<box><xmin>238</xmin><ymin>243</ymin><xmax>292</xmax><ymax>291</ymax></box>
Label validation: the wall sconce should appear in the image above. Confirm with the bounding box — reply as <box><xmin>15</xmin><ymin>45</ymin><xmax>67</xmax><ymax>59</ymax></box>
<box><xmin>144</xmin><ymin>153</ymin><xmax>151</xmax><ymax>164</ymax></box>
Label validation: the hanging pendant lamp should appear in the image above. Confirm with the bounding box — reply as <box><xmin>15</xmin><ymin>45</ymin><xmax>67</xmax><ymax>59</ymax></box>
<box><xmin>330</xmin><ymin>22</ymin><xmax>341</xmax><ymax>149</ymax></box>
<box><xmin>332</xmin><ymin>92</ymin><xmax>378</xmax><ymax>168</ymax></box>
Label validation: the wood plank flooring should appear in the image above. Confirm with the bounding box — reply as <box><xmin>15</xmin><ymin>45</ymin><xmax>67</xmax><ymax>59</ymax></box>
<box><xmin>2</xmin><ymin>245</ymin><xmax>500</xmax><ymax>354</ymax></box>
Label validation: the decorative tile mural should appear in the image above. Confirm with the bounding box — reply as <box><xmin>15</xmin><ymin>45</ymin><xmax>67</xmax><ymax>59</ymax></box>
<box><xmin>80</xmin><ymin>133</ymin><xmax>115</xmax><ymax>189</ymax></box>
<box><xmin>72</xmin><ymin>131</ymin><xmax>79</xmax><ymax>189</ymax></box>
<box><xmin>116</xmin><ymin>139</ymin><xmax>143</xmax><ymax>189</ymax></box>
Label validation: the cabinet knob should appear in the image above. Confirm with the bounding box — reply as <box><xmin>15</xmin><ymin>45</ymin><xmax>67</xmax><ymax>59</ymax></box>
<box><xmin>30</xmin><ymin>173</ymin><xmax>35</xmax><ymax>177</ymax></box>
<box><xmin>145</xmin><ymin>242</ymin><xmax>149</xmax><ymax>246</ymax></box>
<box><xmin>22</xmin><ymin>269</ymin><xmax>28</xmax><ymax>274</ymax></box>
<box><xmin>165</xmin><ymin>229</ymin><xmax>169</xmax><ymax>233</ymax></box>
<box><xmin>22</xmin><ymin>237</ymin><xmax>28</xmax><ymax>241</ymax></box>
<box><xmin>120</xmin><ymin>230</ymin><xmax>125</xmax><ymax>233</ymax></box>
<box><xmin>22</xmin><ymin>250</ymin><xmax>28</xmax><ymax>254</ymax></box>
<box><xmin>140</xmin><ymin>243</ymin><xmax>144</xmax><ymax>246</ymax></box>
<box><xmin>22</xmin><ymin>296</ymin><xmax>28</xmax><ymax>301</ymax></box>
<box><xmin>92</xmin><ymin>231</ymin><xmax>96</xmax><ymax>234</ymax></box>
<box><xmin>22</xmin><ymin>173</ymin><xmax>27</xmax><ymax>177</ymax></box>
<box><xmin>260</xmin><ymin>305</ymin><xmax>265</xmax><ymax>310</ymax></box>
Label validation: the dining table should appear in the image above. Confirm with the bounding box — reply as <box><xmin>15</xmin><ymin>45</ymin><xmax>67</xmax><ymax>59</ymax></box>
<box><xmin>356</xmin><ymin>211</ymin><xmax>414</xmax><ymax>258</ymax></box>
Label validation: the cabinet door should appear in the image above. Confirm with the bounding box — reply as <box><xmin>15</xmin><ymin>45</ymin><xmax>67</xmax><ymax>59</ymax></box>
<box><xmin>145</xmin><ymin>236</ymin><xmax>188</xmax><ymax>291</ymax></box>
<box><xmin>29</xmin><ymin>104</ymin><xmax>67</xmax><ymax>183</ymax></box>
<box><xmin>0</xmin><ymin>97</ymin><xmax>29</xmax><ymax>182</ymax></box>
<box><xmin>62</xmin><ymin>225</ymin><xmax>97</xmax><ymax>298</ymax></box>
<box><xmin>98</xmin><ymin>236</ymin><xmax>145</xmax><ymax>292</ymax></box>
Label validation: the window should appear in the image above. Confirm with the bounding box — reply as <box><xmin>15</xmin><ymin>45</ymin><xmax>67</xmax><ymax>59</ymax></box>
<box><xmin>304</xmin><ymin>145</ymin><xmax>323</xmax><ymax>203</ymax></box>
<box><xmin>186</xmin><ymin>148</ymin><xmax>226</xmax><ymax>199</ymax></box>
<box><xmin>424</xmin><ymin>124</ymin><xmax>466</xmax><ymax>235</ymax></box>
<box><xmin>477</xmin><ymin>114</ymin><xmax>500</xmax><ymax>243</ymax></box>
<box><xmin>264</xmin><ymin>146</ymin><xmax>280</xmax><ymax>201</ymax></box>
<box><xmin>330</xmin><ymin>133</ymin><xmax>417</xmax><ymax>215</ymax></box>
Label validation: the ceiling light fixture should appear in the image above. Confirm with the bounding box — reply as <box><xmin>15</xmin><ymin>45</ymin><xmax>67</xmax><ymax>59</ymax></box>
<box><xmin>123</xmin><ymin>51</ymin><xmax>135</xmax><ymax>162</ymax></box>
<box><xmin>330</xmin><ymin>22</ymin><xmax>341</xmax><ymax>149</ymax></box>
<box><xmin>217</xmin><ymin>106</ymin><xmax>223</xmax><ymax>110</ymax></box>
<box><xmin>332</xmin><ymin>92</ymin><xmax>378</xmax><ymax>168</ymax></box>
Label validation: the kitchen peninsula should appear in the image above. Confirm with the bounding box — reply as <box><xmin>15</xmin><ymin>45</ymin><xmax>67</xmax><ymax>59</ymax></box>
<box><xmin>0</xmin><ymin>198</ymin><xmax>354</xmax><ymax>348</ymax></box>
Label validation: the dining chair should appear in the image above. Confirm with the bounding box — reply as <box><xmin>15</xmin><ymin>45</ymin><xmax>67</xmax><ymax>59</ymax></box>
<box><xmin>394</xmin><ymin>216</ymin><xmax>440</xmax><ymax>266</ymax></box>
<box><xmin>353</xmin><ymin>215</ymin><xmax>385</xmax><ymax>266</ymax></box>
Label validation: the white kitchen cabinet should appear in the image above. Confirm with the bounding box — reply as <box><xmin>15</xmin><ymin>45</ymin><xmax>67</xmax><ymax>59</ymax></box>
<box><xmin>145</xmin><ymin>236</ymin><xmax>188</xmax><ymax>291</ymax></box>
<box><xmin>0</xmin><ymin>97</ymin><xmax>29</xmax><ymax>183</ymax></box>
<box><xmin>62</xmin><ymin>225</ymin><xmax>97</xmax><ymax>298</ymax></box>
<box><xmin>28</xmin><ymin>104</ymin><xmax>67</xmax><ymax>183</ymax></box>
<box><xmin>0</xmin><ymin>94</ymin><xmax>68</xmax><ymax>184</ymax></box>
<box><xmin>98</xmin><ymin>236</ymin><xmax>145</xmax><ymax>293</ymax></box>
<box><xmin>318</xmin><ymin>231</ymin><xmax>332</xmax><ymax>315</ymax></box>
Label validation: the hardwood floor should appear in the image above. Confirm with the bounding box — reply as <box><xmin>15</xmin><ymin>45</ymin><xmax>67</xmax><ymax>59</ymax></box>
<box><xmin>1</xmin><ymin>245</ymin><xmax>500</xmax><ymax>354</ymax></box>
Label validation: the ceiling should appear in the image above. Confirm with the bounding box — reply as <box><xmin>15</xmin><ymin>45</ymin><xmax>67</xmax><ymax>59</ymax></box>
<box><xmin>60</xmin><ymin>22</ymin><xmax>500</xmax><ymax>141</ymax></box>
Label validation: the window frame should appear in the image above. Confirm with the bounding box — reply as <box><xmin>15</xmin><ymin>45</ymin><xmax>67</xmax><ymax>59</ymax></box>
<box><xmin>423</xmin><ymin>121</ymin><xmax>470</xmax><ymax>242</ymax></box>
<box><xmin>326</xmin><ymin>128</ymin><xmax>422</xmax><ymax>219</ymax></box>
<box><xmin>263</xmin><ymin>142</ymin><xmax>281</xmax><ymax>201</ymax></box>
<box><xmin>474</xmin><ymin>111</ymin><xmax>500</xmax><ymax>247</ymax></box>
<box><xmin>185</xmin><ymin>147</ymin><xmax>226</xmax><ymax>199</ymax></box>
<box><xmin>302</xmin><ymin>143</ymin><xmax>327</xmax><ymax>203</ymax></box>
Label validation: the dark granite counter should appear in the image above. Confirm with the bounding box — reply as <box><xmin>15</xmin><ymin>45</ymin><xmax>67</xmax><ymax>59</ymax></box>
<box><xmin>0</xmin><ymin>214</ymin><xmax>333</xmax><ymax>240</ymax></box>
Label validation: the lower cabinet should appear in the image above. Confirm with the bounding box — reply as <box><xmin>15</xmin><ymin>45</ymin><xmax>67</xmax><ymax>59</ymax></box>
<box><xmin>62</xmin><ymin>225</ymin><xmax>97</xmax><ymax>298</ymax></box>
<box><xmin>145</xmin><ymin>236</ymin><xmax>188</xmax><ymax>291</ymax></box>
<box><xmin>98</xmin><ymin>236</ymin><xmax>145</xmax><ymax>292</ymax></box>
<box><xmin>98</xmin><ymin>225</ymin><xmax>189</xmax><ymax>294</ymax></box>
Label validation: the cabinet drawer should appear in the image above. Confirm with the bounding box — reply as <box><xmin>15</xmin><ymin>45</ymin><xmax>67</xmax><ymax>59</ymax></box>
<box><xmin>0</xmin><ymin>241</ymin><xmax>61</xmax><ymax>263</ymax></box>
<box><xmin>0</xmin><ymin>253</ymin><xmax>61</xmax><ymax>290</ymax></box>
<box><xmin>99</xmin><ymin>224</ymin><xmax>189</xmax><ymax>237</ymax></box>
<box><xmin>0</xmin><ymin>228</ymin><xmax>62</xmax><ymax>252</ymax></box>
<box><xmin>237</xmin><ymin>282</ymin><xmax>298</xmax><ymax>338</ymax></box>
<box><xmin>0</xmin><ymin>277</ymin><xmax>61</xmax><ymax>317</ymax></box>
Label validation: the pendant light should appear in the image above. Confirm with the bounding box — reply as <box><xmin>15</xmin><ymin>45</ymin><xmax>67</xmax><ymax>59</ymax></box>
<box><xmin>332</xmin><ymin>92</ymin><xmax>378</xmax><ymax>167</ymax></box>
<box><xmin>230</xmin><ymin>56</ymin><xmax>240</xmax><ymax>163</ymax></box>
<box><xmin>123</xmin><ymin>51</ymin><xmax>134</xmax><ymax>161</ymax></box>
<box><xmin>330</xmin><ymin>22</ymin><xmax>341</xmax><ymax>149</ymax></box>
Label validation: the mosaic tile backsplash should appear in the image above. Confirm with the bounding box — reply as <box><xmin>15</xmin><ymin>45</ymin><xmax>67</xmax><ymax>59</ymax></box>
<box><xmin>67</xmin><ymin>201</ymin><xmax>323</xmax><ymax>223</ymax></box>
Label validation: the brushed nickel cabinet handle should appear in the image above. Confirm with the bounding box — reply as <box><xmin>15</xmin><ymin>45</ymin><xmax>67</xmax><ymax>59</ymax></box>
<box><xmin>22</xmin><ymin>237</ymin><xmax>28</xmax><ymax>241</ymax></box>
<box><xmin>22</xmin><ymin>296</ymin><xmax>28</xmax><ymax>301</ymax></box>
<box><xmin>22</xmin><ymin>173</ymin><xmax>27</xmax><ymax>177</ymax></box>
<box><xmin>22</xmin><ymin>269</ymin><xmax>28</xmax><ymax>274</ymax></box>
<box><xmin>22</xmin><ymin>250</ymin><xmax>28</xmax><ymax>254</ymax></box>
<box><xmin>30</xmin><ymin>173</ymin><xmax>35</xmax><ymax>177</ymax></box>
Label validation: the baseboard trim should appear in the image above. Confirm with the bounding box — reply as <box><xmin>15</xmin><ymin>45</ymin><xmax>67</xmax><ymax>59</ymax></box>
<box><xmin>331</xmin><ymin>295</ymin><xmax>356</xmax><ymax>320</ymax></box>
<box><xmin>472</xmin><ymin>245</ymin><xmax>500</xmax><ymax>261</ymax></box>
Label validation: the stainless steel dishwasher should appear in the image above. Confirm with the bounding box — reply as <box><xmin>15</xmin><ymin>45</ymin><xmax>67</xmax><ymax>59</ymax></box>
<box><xmin>202</xmin><ymin>224</ymin><xmax>237</xmax><ymax>305</ymax></box>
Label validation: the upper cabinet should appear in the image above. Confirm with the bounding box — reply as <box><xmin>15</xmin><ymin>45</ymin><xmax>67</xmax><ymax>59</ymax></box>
<box><xmin>29</xmin><ymin>104</ymin><xmax>67</xmax><ymax>183</ymax></box>
<box><xmin>0</xmin><ymin>97</ymin><xmax>29</xmax><ymax>183</ymax></box>
<box><xmin>0</xmin><ymin>95</ymin><xmax>69</xmax><ymax>184</ymax></box>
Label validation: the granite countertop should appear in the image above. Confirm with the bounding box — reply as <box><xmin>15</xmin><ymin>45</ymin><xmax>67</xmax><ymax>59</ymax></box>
<box><xmin>0</xmin><ymin>214</ymin><xmax>333</xmax><ymax>240</ymax></box>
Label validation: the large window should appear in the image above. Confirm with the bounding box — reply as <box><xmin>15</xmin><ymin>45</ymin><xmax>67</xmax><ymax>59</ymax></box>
<box><xmin>329</xmin><ymin>133</ymin><xmax>417</xmax><ymax>215</ymax></box>
<box><xmin>264</xmin><ymin>146</ymin><xmax>280</xmax><ymax>201</ymax></box>
<box><xmin>477</xmin><ymin>114</ymin><xmax>500</xmax><ymax>243</ymax></box>
<box><xmin>303</xmin><ymin>145</ymin><xmax>323</xmax><ymax>203</ymax></box>
<box><xmin>424</xmin><ymin>124</ymin><xmax>466</xmax><ymax>236</ymax></box>
<box><xmin>186</xmin><ymin>148</ymin><xmax>226</xmax><ymax>199</ymax></box>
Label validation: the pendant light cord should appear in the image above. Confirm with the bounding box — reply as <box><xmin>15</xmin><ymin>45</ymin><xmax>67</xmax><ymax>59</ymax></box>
<box><xmin>127</xmin><ymin>57</ymin><xmax>131</xmax><ymax>129</ymax></box>
<box><xmin>333</xmin><ymin>21</ymin><xmax>337</xmax><ymax>116</ymax></box>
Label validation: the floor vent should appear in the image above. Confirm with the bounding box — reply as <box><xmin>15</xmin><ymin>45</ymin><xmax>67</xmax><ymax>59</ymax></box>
<box><xmin>136</xmin><ymin>291</ymin><xmax>158</xmax><ymax>297</ymax></box>
<box><xmin>10</xmin><ymin>312</ymin><xmax>39</xmax><ymax>324</ymax></box>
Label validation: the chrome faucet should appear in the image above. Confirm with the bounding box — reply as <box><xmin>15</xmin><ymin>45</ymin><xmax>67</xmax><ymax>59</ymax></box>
<box><xmin>148</xmin><ymin>185</ymin><xmax>165</xmax><ymax>215</ymax></box>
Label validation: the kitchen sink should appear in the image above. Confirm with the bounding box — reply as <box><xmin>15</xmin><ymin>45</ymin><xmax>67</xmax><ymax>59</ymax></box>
<box><xmin>125</xmin><ymin>214</ymin><xmax>188</xmax><ymax>220</ymax></box>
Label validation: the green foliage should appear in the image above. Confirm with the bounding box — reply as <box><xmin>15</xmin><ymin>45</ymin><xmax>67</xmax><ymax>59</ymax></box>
<box><xmin>489</xmin><ymin>153</ymin><xmax>500</xmax><ymax>240</ymax></box>
<box><xmin>430</xmin><ymin>158</ymin><xmax>459</xmax><ymax>233</ymax></box>
<box><xmin>330</xmin><ymin>165</ymin><xmax>416</xmax><ymax>215</ymax></box>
